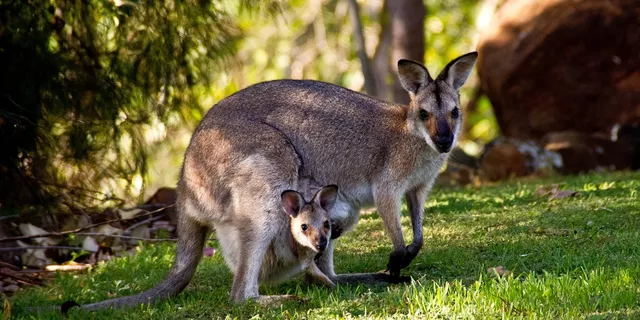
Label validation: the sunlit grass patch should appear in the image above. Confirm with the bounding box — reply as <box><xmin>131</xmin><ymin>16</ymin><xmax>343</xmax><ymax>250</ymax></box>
<box><xmin>7</xmin><ymin>171</ymin><xmax>640</xmax><ymax>319</ymax></box>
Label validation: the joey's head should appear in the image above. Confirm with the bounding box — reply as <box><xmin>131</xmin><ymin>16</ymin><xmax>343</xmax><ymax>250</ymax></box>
<box><xmin>280</xmin><ymin>185</ymin><xmax>338</xmax><ymax>253</ymax></box>
<box><xmin>398</xmin><ymin>52</ymin><xmax>478</xmax><ymax>153</ymax></box>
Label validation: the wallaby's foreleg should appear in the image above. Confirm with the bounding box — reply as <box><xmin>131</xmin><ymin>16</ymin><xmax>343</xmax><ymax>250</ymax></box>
<box><xmin>375</xmin><ymin>190</ymin><xmax>408</xmax><ymax>277</ymax></box>
<box><xmin>305</xmin><ymin>261</ymin><xmax>336</xmax><ymax>288</ymax></box>
<box><xmin>403</xmin><ymin>186</ymin><xmax>428</xmax><ymax>265</ymax></box>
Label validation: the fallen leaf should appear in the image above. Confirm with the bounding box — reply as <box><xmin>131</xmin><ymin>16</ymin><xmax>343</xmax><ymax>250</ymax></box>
<box><xmin>95</xmin><ymin>224</ymin><xmax>123</xmax><ymax>236</ymax></box>
<box><xmin>128</xmin><ymin>225</ymin><xmax>150</xmax><ymax>244</ymax></box>
<box><xmin>203</xmin><ymin>247</ymin><xmax>216</xmax><ymax>257</ymax></box>
<box><xmin>3</xmin><ymin>284</ymin><xmax>19</xmax><ymax>293</ymax></box>
<box><xmin>82</xmin><ymin>236</ymin><xmax>99</xmax><ymax>253</ymax></box>
<box><xmin>17</xmin><ymin>241</ymin><xmax>49</xmax><ymax>268</ymax></box>
<box><xmin>18</xmin><ymin>223</ymin><xmax>60</xmax><ymax>246</ymax></box>
<box><xmin>487</xmin><ymin>265</ymin><xmax>512</xmax><ymax>277</ymax></box>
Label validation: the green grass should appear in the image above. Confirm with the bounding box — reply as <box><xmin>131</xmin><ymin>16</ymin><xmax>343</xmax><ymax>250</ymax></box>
<box><xmin>8</xmin><ymin>171</ymin><xmax>640</xmax><ymax>319</ymax></box>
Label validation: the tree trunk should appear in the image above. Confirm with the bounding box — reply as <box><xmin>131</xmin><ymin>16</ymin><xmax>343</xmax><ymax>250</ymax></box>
<box><xmin>347</xmin><ymin>0</ymin><xmax>377</xmax><ymax>96</ymax></box>
<box><xmin>388</xmin><ymin>0</ymin><xmax>426</xmax><ymax>104</ymax></box>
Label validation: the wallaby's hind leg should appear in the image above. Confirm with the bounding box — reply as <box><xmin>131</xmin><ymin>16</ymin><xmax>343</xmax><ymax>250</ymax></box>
<box><xmin>229</xmin><ymin>225</ymin><xmax>273</xmax><ymax>302</ymax></box>
<box><xmin>228</xmin><ymin>220</ymin><xmax>306</xmax><ymax>305</ymax></box>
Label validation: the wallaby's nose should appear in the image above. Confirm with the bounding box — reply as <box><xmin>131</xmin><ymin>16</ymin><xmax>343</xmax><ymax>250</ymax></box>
<box><xmin>317</xmin><ymin>236</ymin><xmax>328</xmax><ymax>251</ymax></box>
<box><xmin>434</xmin><ymin>135</ymin><xmax>453</xmax><ymax>152</ymax></box>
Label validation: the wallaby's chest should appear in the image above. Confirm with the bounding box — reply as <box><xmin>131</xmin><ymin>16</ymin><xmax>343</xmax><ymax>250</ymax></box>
<box><xmin>260</xmin><ymin>238</ymin><xmax>314</xmax><ymax>284</ymax></box>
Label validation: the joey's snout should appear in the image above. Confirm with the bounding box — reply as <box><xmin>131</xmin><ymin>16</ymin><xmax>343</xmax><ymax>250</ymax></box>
<box><xmin>316</xmin><ymin>236</ymin><xmax>328</xmax><ymax>252</ymax></box>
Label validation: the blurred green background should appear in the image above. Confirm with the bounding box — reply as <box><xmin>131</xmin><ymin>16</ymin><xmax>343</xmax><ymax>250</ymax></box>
<box><xmin>0</xmin><ymin>0</ymin><xmax>499</xmax><ymax>212</ymax></box>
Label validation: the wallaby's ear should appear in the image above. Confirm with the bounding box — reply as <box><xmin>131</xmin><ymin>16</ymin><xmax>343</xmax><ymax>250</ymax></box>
<box><xmin>313</xmin><ymin>185</ymin><xmax>338</xmax><ymax>211</ymax></box>
<box><xmin>397</xmin><ymin>59</ymin><xmax>432</xmax><ymax>95</ymax></box>
<box><xmin>281</xmin><ymin>190</ymin><xmax>304</xmax><ymax>218</ymax></box>
<box><xmin>436</xmin><ymin>51</ymin><xmax>478</xmax><ymax>91</ymax></box>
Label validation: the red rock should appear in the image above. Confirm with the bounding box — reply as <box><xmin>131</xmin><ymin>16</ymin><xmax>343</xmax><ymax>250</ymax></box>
<box><xmin>477</xmin><ymin>0</ymin><xmax>640</xmax><ymax>140</ymax></box>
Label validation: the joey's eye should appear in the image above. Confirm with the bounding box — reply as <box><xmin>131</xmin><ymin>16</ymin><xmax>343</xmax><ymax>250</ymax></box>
<box><xmin>301</xmin><ymin>224</ymin><xmax>308</xmax><ymax>232</ymax></box>
<box><xmin>419</xmin><ymin>109</ymin><xmax>429</xmax><ymax>120</ymax></box>
<box><xmin>451</xmin><ymin>108</ymin><xmax>460</xmax><ymax>119</ymax></box>
<box><xmin>324</xmin><ymin>220</ymin><xmax>330</xmax><ymax>229</ymax></box>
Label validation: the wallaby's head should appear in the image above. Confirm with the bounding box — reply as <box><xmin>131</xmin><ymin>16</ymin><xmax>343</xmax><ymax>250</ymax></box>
<box><xmin>280</xmin><ymin>185</ymin><xmax>338</xmax><ymax>253</ymax></box>
<box><xmin>398</xmin><ymin>52</ymin><xmax>478</xmax><ymax>153</ymax></box>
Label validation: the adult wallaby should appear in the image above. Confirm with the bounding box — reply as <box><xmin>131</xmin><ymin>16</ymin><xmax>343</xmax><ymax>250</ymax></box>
<box><xmin>78</xmin><ymin>51</ymin><xmax>478</xmax><ymax>309</ymax></box>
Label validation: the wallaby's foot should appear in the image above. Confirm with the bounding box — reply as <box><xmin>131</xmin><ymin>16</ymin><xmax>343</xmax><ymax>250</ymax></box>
<box><xmin>332</xmin><ymin>272</ymin><xmax>411</xmax><ymax>285</ymax></box>
<box><xmin>255</xmin><ymin>295</ymin><xmax>308</xmax><ymax>306</ymax></box>
<box><xmin>305</xmin><ymin>272</ymin><xmax>337</xmax><ymax>289</ymax></box>
<box><xmin>304</xmin><ymin>273</ymin><xmax>337</xmax><ymax>288</ymax></box>
<box><xmin>306</xmin><ymin>261</ymin><xmax>337</xmax><ymax>288</ymax></box>
<box><xmin>386</xmin><ymin>243</ymin><xmax>420</xmax><ymax>276</ymax></box>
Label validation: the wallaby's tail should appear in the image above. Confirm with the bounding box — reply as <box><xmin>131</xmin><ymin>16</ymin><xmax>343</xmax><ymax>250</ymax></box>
<box><xmin>81</xmin><ymin>215</ymin><xmax>208</xmax><ymax>311</ymax></box>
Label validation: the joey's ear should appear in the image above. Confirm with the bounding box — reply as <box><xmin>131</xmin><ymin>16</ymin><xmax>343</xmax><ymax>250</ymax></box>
<box><xmin>436</xmin><ymin>51</ymin><xmax>478</xmax><ymax>91</ymax></box>
<box><xmin>397</xmin><ymin>59</ymin><xmax>432</xmax><ymax>95</ymax></box>
<box><xmin>313</xmin><ymin>185</ymin><xmax>338</xmax><ymax>211</ymax></box>
<box><xmin>281</xmin><ymin>190</ymin><xmax>304</xmax><ymax>218</ymax></box>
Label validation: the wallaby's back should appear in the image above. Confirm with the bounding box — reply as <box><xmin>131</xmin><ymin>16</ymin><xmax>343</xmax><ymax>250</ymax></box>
<box><xmin>196</xmin><ymin>80</ymin><xmax>422</xmax><ymax>199</ymax></box>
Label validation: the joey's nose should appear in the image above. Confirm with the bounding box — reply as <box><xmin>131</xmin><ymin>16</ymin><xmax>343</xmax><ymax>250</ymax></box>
<box><xmin>317</xmin><ymin>236</ymin><xmax>328</xmax><ymax>251</ymax></box>
<box><xmin>434</xmin><ymin>136</ymin><xmax>453</xmax><ymax>152</ymax></box>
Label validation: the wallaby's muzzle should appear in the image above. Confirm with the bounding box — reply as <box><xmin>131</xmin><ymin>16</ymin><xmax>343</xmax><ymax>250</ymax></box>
<box><xmin>434</xmin><ymin>135</ymin><xmax>453</xmax><ymax>153</ymax></box>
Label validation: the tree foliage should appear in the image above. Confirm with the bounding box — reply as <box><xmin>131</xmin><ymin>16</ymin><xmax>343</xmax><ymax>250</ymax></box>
<box><xmin>0</xmin><ymin>1</ymin><xmax>275</xmax><ymax>211</ymax></box>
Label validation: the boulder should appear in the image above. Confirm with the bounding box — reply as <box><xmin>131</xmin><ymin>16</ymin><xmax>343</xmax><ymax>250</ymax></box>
<box><xmin>479</xmin><ymin>138</ymin><xmax>562</xmax><ymax>181</ymax></box>
<box><xmin>542</xmin><ymin>130</ymin><xmax>637</xmax><ymax>174</ymax></box>
<box><xmin>477</xmin><ymin>0</ymin><xmax>640</xmax><ymax>140</ymax></box>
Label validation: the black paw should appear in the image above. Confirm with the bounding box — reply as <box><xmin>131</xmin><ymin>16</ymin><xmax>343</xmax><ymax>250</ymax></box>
<box><xmin>386</xmin><ymin>244</ymin><xmax>421</xmax><ymax>277</ymax></box>
<box><xmin>386</xmin><ymin>249</ymin><xmax>406</xmax><ymax>277</ymax></box>
<box><xmin>330</xmin><ymin>221</ymin><xmax>343</xmax><ymax>239</ymax></box>
<box><xmin>377</xmin><ymin>270</ymin><xmax>412</xmax><ymax>284</ymax></box>
<box><xmin>61</xmin><ymin>300</ymin><xmax>80</xmax><ymax>315</ymax></box>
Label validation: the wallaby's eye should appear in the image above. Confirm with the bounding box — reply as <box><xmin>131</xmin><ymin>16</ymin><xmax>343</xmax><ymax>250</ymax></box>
<box><xmin>451</xmin><ymin>108</ymin><xmax>460</xmax><ymax>119</ymax></box>
<box><xmin>419</xmin><ymin>109</ymin><xmax>429</xmax><ymax>121</ymax></box>
<box><xmin>301</xmin><ymin>224</ymin><xmax>308</xmax><ymax>232</ymax></box>
<box><xmin>324</xmin><ymin>220</ymin><xmax>330</xmax><ymax>229</ymax></box>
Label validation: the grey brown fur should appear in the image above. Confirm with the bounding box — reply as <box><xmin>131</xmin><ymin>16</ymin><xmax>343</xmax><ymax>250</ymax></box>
<box><xmin>80</xmin><ymin>52</ymin><xmax>478</xmax><ymax>309</ymax></box>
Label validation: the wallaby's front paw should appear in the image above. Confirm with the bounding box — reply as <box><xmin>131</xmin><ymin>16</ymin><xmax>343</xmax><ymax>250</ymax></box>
<box><xmin>386</xmin><ymin>249</ymin><xmax>406</xmax><ymax>277</ymax></box>
<box><xmin>330</xmin><ymin>221</ymin><xmax>343</xmax><ymax>239</ymax></box>
<box><xmin>386</xmin><ymin>243</ymin><xmax>422</xmax><ymax>276</ymax></box>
